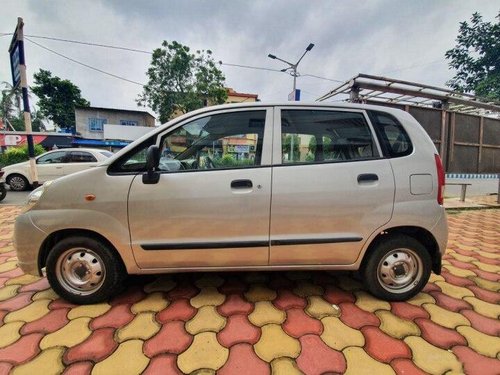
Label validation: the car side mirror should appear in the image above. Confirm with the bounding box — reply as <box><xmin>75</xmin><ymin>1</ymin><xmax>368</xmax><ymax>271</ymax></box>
<box><xmin>142</xmin><ymin>145</ymin><xmax>160</xmax><ymax>184</ymax></box>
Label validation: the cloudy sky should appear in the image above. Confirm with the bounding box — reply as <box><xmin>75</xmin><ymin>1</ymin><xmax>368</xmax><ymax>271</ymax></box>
<box><xmin>1</xmin><ymin>0</ymin><xmax>498</xmax><ymax>121</ymax></box>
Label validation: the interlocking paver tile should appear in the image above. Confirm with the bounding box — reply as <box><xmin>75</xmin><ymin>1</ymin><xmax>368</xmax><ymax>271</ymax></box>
<box><xmin>249</xmin><ymin>301</ymin><xmax>286</xmax><ymax>326</ymax></box>
<box><xmin>404</xmin><ymin>336</ymin><xmax>463</xmax><ymax>374</ymax></box>
<box><xmin>273</xmin><ymin>289</ymin><xmax>307</xmax><ymax>310</ymax></box>
<box><xmin>0</xmin><ymin>321</ymin><xmax>24</xmax><ymax>348</ymax></box>
<box><xmin>296</xmin><ymin>334</ymin><xmax>346</xmax><ymax>375</ymax></box>
<box><xmin>4</xmin><ymin>299</ymin><xmax>50</xmax><ymax>323</ymax></box>
<box><xmin>390</xmin><ymin>301</ymin><xmax>429</xmax><ymax>320</ymax></box>
<box><xmin>343</xmin><ymin>346</ymin><xmax>395</xmax><ymax>375</ymax></box>
<box><xmin>428</xmin><ymin>290</ymin><xmax>472</xmax><ymax>312</ymax></box>
<box><xmin>244</xmin><ymin>284</ymin><xmax>276</xmax><ymax>302</ymax></box>
<box><xmin>339</xmin><ymin>302</ymin><xmax>380</xmax><ymax>329</ymax></box>
<box><xmin>157</xmin><ymin>298</ymin><xmax>197</xmax><ymax>323</ymax></box>
<box><xmin>190</xmin><ymin>287</ymin><xmax>225</xmax><ymax>307</ymax></box>
<box><xmin>283</xmin><ymin>307</ymin><xmax>323</xmax><ymax>338</ymax></box>
<box><xmin>67</xmin><ymin>303</ymin><xmax>111</xmax><ymax>319</ymax></box>
<box><xmin>20</xmin><ymin>307</ymin><xmax>69</xmax><ymax>334</ymax></box>
<box><xmin>415</xmin><ymin>318</ymin><xmax>467</xmax><ymax>349</ymax></box>
<box><xmin>10</xmin><ymin>347</ymin><xmax>65</xmax><ymax>375</ymax></box>
<box><xmin>0</xmin><ymin>332</ymin><xmax>43</xmax><ymax>365</ymax></box>
<box><xmin>320</xmin><ymin>316</ymin><xmax>365</xmax><ymax>350</ymax></box>
<box><xmin>254</xmin><ymin>324</ymin><xmax>300</xmax><ymax>362</ymax></box>
<box><xmin>131</xmin><ymin>291</ymin><xmax>169</xmax><ymax>313</ymax></box>
<box><xmin>185</xmin><ymin>305</ymin><xmax>226</xmax><ymax>334</ymax></box>
<box><xmin>89</xmin><ymin>304</ymin><xmax>134</xmax><ymax>330</ymax></box>
<box><xmin>115</xmin><ymin>311</ymin><xmax>160</xmax><ymax>342</ymax></box>
<box><xmin>270</xmin><ymin>357</ymin><xmax>303</xmax><ymax>375</ymax></box>
<box><xmin>354</xmin><ymin>291</ymin><xmax>391</xmax><ymax>312</ymax></box>
<box><xmin>143</xmin><ymin>354</ymin><xmax>182</xmax><ymax>375</ymax></box>
<box><xmin>361</xmin><ymin>326</ymin><xmax>411</xmax><ymax>363</ymax></box>
<box><xmin>376</xmin><ymin>310</ymin><xmax>420</xmax><ymax>339</ymax></box>
<box><xmin>456</xmin><ymin>326</ymin><xmax>500</xmax><ymax>358</ymax></box>
<box><xmin>177</xmin><ymin>332</ymin><xmax>229</xmax><ymax>373</ymax></box>
<box><xmin>217</xmin><ymin>314</ymin><xmax>260</xmax><ymax>347</ymax></box>
<box><xmin>143</xmin><ymin>320</ymin><xmax>193</xmax><ymax>357</ymax></box>
<box><xmin>39</xmin><ymin>317</ymin><xmax>92</xmax><ymax>349</ymax></box>
<box><xmin>63</xmin><ymin>327</ymin><xmax>117</xmax><ymax>364</ymax></box>
<box><xmin>461</xmin><ymin>308</ymin><xmax>500</xmax><ymax>336</ymax></box>
<box><xmin>217</xmin><ymin>293</ymin><xmax>253</xmax><ymax>316</ymax></box>
<box><xmin>91</xmin><ymin>339</ymin><xmax>149</xmax><ymax>374</ymax></box>
<box><xmin>452</xmin><ymin>346</ymin><xmax>500</xmax><ymax>375</ymax></box>
<box><xmin>463</xmin><ymin>295</ymin><xmax>500</xmax><ymax>318</ymax></box>
<box><xmin>422</xmin><ymin>303</ymin><xmax>471</xmax><ymax>329</ymax></box>
<box><xmin>305</xmin><ymin>295</ymin><xmax>341</xmax><ymax>319</ymax></box>
<box><xmin>218</xmin><ymin>343</ymin><xmax>270</xmax><ymax>375</ymax></box>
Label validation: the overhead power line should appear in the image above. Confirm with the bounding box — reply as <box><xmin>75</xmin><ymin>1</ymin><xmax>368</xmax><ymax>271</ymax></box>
<box><xmin>25</xmin><ymin>37</ymin><xmax>145</xmax><ymax>86</ymax></box>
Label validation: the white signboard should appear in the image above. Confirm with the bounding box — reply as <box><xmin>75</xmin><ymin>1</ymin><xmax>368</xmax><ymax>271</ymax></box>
<box><xmin>103</xmin><ymin>124</ymin><xmax>154</xmax><ymax>142</ymax></box>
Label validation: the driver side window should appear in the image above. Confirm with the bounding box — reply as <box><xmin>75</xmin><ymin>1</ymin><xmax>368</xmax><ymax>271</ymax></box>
<box><xmin>158</xmin><ymin>111</ymin><xmax>265</xmax><ymax>172</ymax></box>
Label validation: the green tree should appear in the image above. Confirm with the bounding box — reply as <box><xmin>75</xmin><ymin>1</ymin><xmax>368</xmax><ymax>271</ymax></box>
<box><xmin>445</xmin><ymin>12</ymin><xmax>500</xmax><ymax>100</ymax></box>
<box><xmin>0</xmin><ymin>82</ymin><xmax>21</xmax><ymax>130</ymax></box>
<box><xmin>138</xmin><ymin>41</ymin><xmax>227</xmax><ymax>123</ymax></box>
<box><xmin>31</xmin><ymin>69</ymin><xmax>90</xmax><ymax>130</ymax></box>
<box><xmin>283</xmin><ymin>134</ymin><xmax>300</xmax><ymax>161</ymax></box>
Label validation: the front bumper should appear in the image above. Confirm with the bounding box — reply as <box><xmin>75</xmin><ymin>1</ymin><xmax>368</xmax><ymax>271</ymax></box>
<box><xmin>14</xmin><ymin>212</ymin><xmax>47</xmax><ymax>276</ymax></box>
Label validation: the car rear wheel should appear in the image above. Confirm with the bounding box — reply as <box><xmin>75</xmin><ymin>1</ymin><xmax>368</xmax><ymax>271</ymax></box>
<box><xmin>361</xmin><ymin>234</ymin><xmax>431</xmax><ymax>301</ymax></box>
<box><xmin>46</xmin><ymin>237</ymin><xmax>126</xmax><ymax>304</ymax></box>
<box><xmin>7</xmin><ymin>174</ymin><xmax>29</xmax><ymax>191</ymax></box>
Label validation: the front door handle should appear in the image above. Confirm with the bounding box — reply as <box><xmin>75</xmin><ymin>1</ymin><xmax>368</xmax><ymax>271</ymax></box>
<box><xmin>231</xmin><ymin>179</ymin><xmax>253</xmax><ymax>189</ymax></box>
<box><xmin>357</xmin><ymin>173</ymin><xmax>378</xmax><ymax>183</ymax></box>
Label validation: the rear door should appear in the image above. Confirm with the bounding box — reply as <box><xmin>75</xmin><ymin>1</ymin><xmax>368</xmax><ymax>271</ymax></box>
<box><xmin>63</xmin><ymin>151</ymin><xmax>98</xmax><ymax>176</ymax></box>
<box><xmin>269</xmin><ymin>107</ymin><xmax>395</xmax><ymax>265</ymax></box>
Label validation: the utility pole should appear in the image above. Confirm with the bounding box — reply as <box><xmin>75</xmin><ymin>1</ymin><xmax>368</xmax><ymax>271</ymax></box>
<box><xmin>9</xmin><ymin>17</ymin><xmax>38</xmax><ymax>187</ymax></box>
<box><xmin>268</xmin><ymin>43</ymin><xmax>314</xmax><ymax>161</ymax></box>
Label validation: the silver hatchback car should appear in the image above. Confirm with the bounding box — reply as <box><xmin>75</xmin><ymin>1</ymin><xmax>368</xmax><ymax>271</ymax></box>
<box><xmin>14</xmin><ymin>103</ymin><xmax>447</xmax><ymax>304</ymax></box>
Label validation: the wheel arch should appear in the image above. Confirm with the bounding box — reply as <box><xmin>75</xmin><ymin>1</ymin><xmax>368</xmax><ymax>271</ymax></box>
<box><xmin>361</xmin><ymin>226</ymin><xmax>441</xmax><ymax>275</ymax></box>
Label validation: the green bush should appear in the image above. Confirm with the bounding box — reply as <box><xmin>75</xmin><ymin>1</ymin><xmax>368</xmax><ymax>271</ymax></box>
<box><xmin>0</xmin><ymin>145</ymin><xmax>45</xmax><ymax>168</ymax></box>
<box><xmin>214</xmin><ymin>154</ymin><xmax>254</xmax><ymax>167</ymax></box>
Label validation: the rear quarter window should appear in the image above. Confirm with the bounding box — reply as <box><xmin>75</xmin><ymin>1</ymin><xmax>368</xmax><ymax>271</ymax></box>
<box><xmin>368</xmin><ymin>110</ymin><xmax>413</xmax><ymax>158</ymax></box>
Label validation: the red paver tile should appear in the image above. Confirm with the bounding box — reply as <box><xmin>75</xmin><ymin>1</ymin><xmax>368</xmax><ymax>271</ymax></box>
<box><xmin>109</xmin><ymin>285</ymin><xmax>146</xmax><ymax>306</ymax></box>
<box><xmin>473</xmin><ymin>269</ymin><xmax>500</xmax><ymax>282</ymax></box>
<box><xmin>0</xmin><ymin>268</ymin><xmax>23</xmax><ymax>279</ymax></box>
<box><xmin>143</xmin><ymin>320</ymin><xmax>192</xmax><ymax>357</ymax></box>
<box><xmin>18</xmin><ymin>278</ymin><xmax>50</xmax><ymax>293</ymax></box>
<box><xmin>218</xmin><ymin>278</ymin><xmax>248</xmax><ymax>294</ymax></box>
<box><xmin>0</xmin><ymin>362</ymin><xmax>12</xmax><ymax>375</ymax></box>
<box><xmin>49</xmin><ymin>298</ymin><xmax>77</xmax><ymax>310</ymax></box>
<box><xmin>218</xmin><ymin>343</ymin><xmax>270</xmax><ymax>375</ymax></box>
<box><xmin>297</xmin><ymin>334</ymin><xmax>346</xmax><ymax>375</ymax></box>
<box><xmin>447</xmin><ymin>259</ymin><xmax>477</xmax><ymax>270</ymax></box>
<box><xmin>156</xmin><ymin>298</ymin><xmax>196</xmax><ymax>323</ymax></box>
<box><xmin>362</xmin><ymin>326</ymin><xmax>411</xmax><ymax>363</ymax></box>
<box><xmin>324</xmin><ymin>285</ymin><xmax>355</xmax><ymax>305</ymax></box>
<box><xmin>0</xmin><ymin>333</ymin><xmax>43</xmax><ymax>365</ymax></box>
<box><xmin>391</xmin><ymin>358</ymin><xmax>428</xmax><ymax>375</ymax></box>
<box><xmin>282</xmin><ymin>308</ymin><xmax>323</xmax><ymax>338</ymax></box>
<box><xmin>429</xmin><ymin>291</ymin><xmax>472</xmax><ymax>312</ymax></box>
<box><xmin>217</xmin><ymin>314</ymin><xmax>260</xmax><ymax>347</ymax></box>
<box><xmin>64</xmin><ymin>327</ymin><xmax>117</xmax><ymax>364</ymax></box>
<box><xmin>339</xmin><ymin>302</ymin><xmax>379</xmax><ymax>329</ymax></box>
<box><xmin>166</xmin><ymin>282</ymin><xmax>199</xmax><ymax>300</ymax></box>
<box><xmin>90</xmin><ymin>304</ymin><xmax>134</xmax><ymax>330</ymax></box>
<box><xmin>390</xmin><ymin>302</ymin><xmax>429</xmax><ymax>321</ymax></box>
<box><xmin>143</xmin><ymin>354</ymin><xmax>182</xmax><ymax>375</ymax></box>
<box><xmin>62</xmin><ymin>361</ymin><xmax>94</xmax><ymax>375</ymax></box>
<box><xmin>217</xmin><ymin>294</ymin><xmax>253</xmax><ymax>317</ymax></box>
<box><xmin>0</xmin><ymin>292</ymin><xmax>33</xmax><ymax>312</ymax></box>
<box><xmin>422</xmin><ymin>282</ymin><xmax>441</xmax><ymax>293</ymax></box>
<box><xmin>467</xmin><ymin>285</ymin><xmax>500</xmax><ymax>304</ymax></box>
<box><xmin>440</xmin><ymin>270</ymin><xmax>476</xmax><ymax>287</ymax></box>
<box><xmin>21</xmin><ymin>307</ymin><xmax>69</xmax><ymax>335</ymax></box>
<box><xmin>453</xmin><ymin>346</ymin><xmax>500</xmax><ymax>375</ymax></box>
<box><xmin>0</xmin><ymin>310</ymin><xmax>8</xmax><ymax>328</ymax></box>
<box><xmin>273</xmin><ymin>289</ymin><xmax>307</xmax><ymax>311</ymax></box>
<box><xmin>415</xmin><ymin>318</ymin><xmax>467</xmax><ymax>349</ymax></box>
<box><xmin>461</xmin><ymin>309</ymin><xmax>500</xmax><ymax>336</ymax></box>
<box><xmin>0</xmin><ymin>277</ymin><xmax>8</xmax><ymax>288</ymax></box>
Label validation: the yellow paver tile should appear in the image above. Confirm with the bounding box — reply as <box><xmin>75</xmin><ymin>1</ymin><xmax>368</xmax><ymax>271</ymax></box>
<box><xmin>32</xmin><ymin>289</ymin><xmax>59</xmax><ymax>301</ymax></box>
<box><xmin>320</xmin><ymin>316</ymin><xmax>364</xmax><ymax>350</ymax></box>
<box><xmin>40</xmin><ymin>317</ymin><xmax>92</xmax><ymax>349</ymax></box>
<box><xmin>354</xmin><ymin>291</ymin><xmax>391</xmax><ymax>312</ymax></box>
<box><xmin>0</xmin><ymin>285</ymin><xmax>19</xmax><ymax>301</ymax></box>
<box><xmin>0</xmin><ymin>260</ymin><xmax>17</xmax><ymax>273</ymax></box>
<box><xmin>254</xmin><ymin>324</ymin><xmax>300</xmax><ymax>362</ymax></box>
<box><xmin>428</xmin><ymin>273</ymin><xmax>445</xmax><ymax>283</ymax></box>
<box><xmin>442</xmin><ymin>264</ymin><xmax>477</xmax><ymax>278</ymax></box>
<box><xmin>474</xmin><ymin>249</ymin><xmax>499</xmax><ymax>260</ymax></box>
<box><xmin>177</xmin><ymin>332</ymin><xmax>229</xmax><ymax>373</ymax></box>
<box><xmin>131</xmin><ymin>291</ymin><xmax>168</xmax><ymax>313</ymax></box>
<box><xmin>344</xmin><ymin>347</ymin><xmax>395</xmax><ymax>375</ymax></box>
<box><xmin>191</xmin><ymin>370</ymin><xmax>215</xmax><ymax>375</ymax></box>
<box><xmin>5</xmin><ymin>274</ymin><xmax>40</xmax><ymax>286</ymax></box>
<box><xmin>0</xmin><ymin>321</ymin><xmax>24</xmax><ymax>348</ymax></box>
<box><xmin>457</xmin><ymin>326</ymin><xmax>500</xmax><ymax>358</ymax></box>
<box><xmin>92</xmin><ymin>339</ymin><xmax>149</xmax><ymax>374</ymax></box>
<box><xmin>270</xmin><ymin>357</ymin><xmax>302</xmax><ymax>375</ymax></box>
<box><xmin>116</xmin><ymin>312</ymin><xmax>160</xmax><ymax>342</ymax></box>
<box><xmin>306</xmin><ymin>296</ymin><xmax>341</xmax><ymax>319</ymax></box>
<box><xmin>422</xmin><ymin>304</ymin><xmax>471</xmax><ymax>329</ymax></box>
<box><xmin>4</xmin><ymin>299</ymin><xmax>50</xmax><ymax>324</ymax></box>
<box><xmin>449</xmin><ymin>252</ymin><xmax>476</xmax><ymax>263</ymax></box>
<box><xmin>463</xmin><ymin>296</ymin><xmax>500</xmax><ymax>319</ymax></box>
<box><xmin>407</xmin><ymin>292</ymin><xmax>435</xmax><ymax>306</ymax></box>
<box><xmin>470</xmin><ymin>277</ymin><xmax>500</xmax><ymax>292</ymax></box>
<box><xmin>249</xmin><ymin>301</ymin><xmax>286</xmax><ymax>327</ymax></box>
<box><xmin>376</xmin><ymin>310</ymin><xmax>420</xmax><ymax>339</ymax></box>
<box><xmin>143</xmin><ymin>277</ymin><xmax>176</xmax><ymax>293</ymax></box>
<box><xmin>404</xmin><ymin>336</ymin><xmax>463</xmax><ymax>374</ymax></box>
<box><xmin>194</xmin><ymin>274</ymin><xmax>225</xmax><ymax>288</ymax></box>
<box><xmin>435</xmin><ymin>281</ymin><xmax>475</xmax><ymax>299</ymax></box>
<box><xmin>472</xmin><ymin>261</ymin><xmax>498</xmax><ymax>273</ymax></box>
<box><xmin>244</xmin><ymin>284</ymin><xmax>277</xmax><ymax>302</ymax></box>
<box><xmin>11</xmin><ymin>347</ymin><xmax>65</xmax><ymax>375</ymax></box>
<box><xmin>67</xmin><ymin>302</ymin><xmax>111</xmax><ymax>319</ymax></box>
<box><xmin>185</xmin><ymin>305</ymin><xmax>226</xmax><ymax>334</ymax></box>
<box><xmin>190</xmin><ymin>287</ymin><xmax>225</xmax><ymax>308</ymax></box>
<box><xmin>293</xmin><ymin>280</ymin><xmax>324</xmax><ymax>297</ymax></box>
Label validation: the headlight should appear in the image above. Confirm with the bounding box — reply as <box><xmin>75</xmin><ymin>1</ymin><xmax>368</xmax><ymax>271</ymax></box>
<box><xmin>23</xmin><ymin>180</ymin><xmax>53</xmax><ymax>212</ymax></box>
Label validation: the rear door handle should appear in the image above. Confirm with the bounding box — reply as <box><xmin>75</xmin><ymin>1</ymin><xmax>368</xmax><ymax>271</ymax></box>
<box><xmin>231</xmin><ymin>179</ymin><xmax>253</xmax><ymax>189</ymax></box>
<box><xmin>357</xmin><ymin>173</ymin><xmax>378</xmax><ymax>183</ymax></box>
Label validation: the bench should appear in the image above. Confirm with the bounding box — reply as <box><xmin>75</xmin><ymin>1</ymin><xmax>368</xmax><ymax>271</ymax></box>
<box><xmin>446</xmin><ymin>182</ymin><xmax>472</xmax><ymax>202</ymax></box>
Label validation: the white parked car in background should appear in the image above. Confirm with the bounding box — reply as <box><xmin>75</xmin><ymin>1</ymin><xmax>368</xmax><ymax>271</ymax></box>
<box><xmin>3</xmin><ymin>148</ymin><xmax>113</xmax><ymax>191</ymax></box>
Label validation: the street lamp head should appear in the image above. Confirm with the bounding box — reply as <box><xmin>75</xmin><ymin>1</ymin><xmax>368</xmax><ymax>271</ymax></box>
<box><xmin>306</xmin><ymin>43</ymin><xmax>315</xmax><ymax>51</ymax></box>
<box><xmin>268</xmin><ymin>54</ymin><xmax>276</xmax><ymax>59</ymax></box>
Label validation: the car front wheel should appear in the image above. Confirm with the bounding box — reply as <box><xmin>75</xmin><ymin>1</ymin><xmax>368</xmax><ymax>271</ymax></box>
<box><xmin>46</xmin><ymin>237</ymin><xmax>126</xmax><ymax>304</ymax></box>
<box><xmin>7</xmin><ymin>174</ymin><xmax>29</xmax><ymax>191</ymax></box>
<box><xmin>361</xmin><ymin>234</ymin><xmax>432</xmax><ymax>301</ymax></box>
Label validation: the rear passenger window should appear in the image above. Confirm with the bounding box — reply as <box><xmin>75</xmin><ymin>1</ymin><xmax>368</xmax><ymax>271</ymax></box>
<box><xmin>281</xmin><ymin>110</ymin><xmax>379</xmax><ymax>164</ymax></box>
<box><xmin>70</xmin><ymin>151</ymin><xmax>97</xmax><ymax>163</ymax></box>
<box><xmin>368</xmin><ymin>111</ymin><xmax>413</xmax><ymax>158</ymax></box>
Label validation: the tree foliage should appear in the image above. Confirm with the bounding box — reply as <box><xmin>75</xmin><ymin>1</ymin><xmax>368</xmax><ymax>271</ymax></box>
<box><xmin>138</xmin><ymin>41</ymin><xmax>227</xmax><ymax>123</ymax></box>
<box><xmin>31</xmin><ymin>69</ymin><xmax>90</xmax><ymax>130</ymax></box>
<box><xmin>445</xmin><ymin>12</ymin><xmax>500</xmax><ymax>100</ymax></box>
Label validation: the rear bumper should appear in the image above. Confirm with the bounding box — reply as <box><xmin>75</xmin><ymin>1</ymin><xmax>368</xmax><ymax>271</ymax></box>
<box><xmin>14</xmin><ymin>212</ymin><xmax>47</xmax><ymax>276</ymax></box>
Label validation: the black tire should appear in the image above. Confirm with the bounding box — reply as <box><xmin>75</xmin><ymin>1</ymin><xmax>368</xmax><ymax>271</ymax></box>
<box><xmin>361</xmin><ymin>234</ymin><xmax>432</xmax><ymax>301</ymax></box>
<box><xmin>46</xmin><ymin>236</ymin><xmax>126</xmax><ymax>304</ymax></box>
<box><xmin>0</xmin><ymin>185</ymin><xmax>6</xmax><ymax>202</ymax></box>
<box><xmin>6</xmin><ymin>174</ymin><xmax>29</xmax><ymax>191</ymax></box>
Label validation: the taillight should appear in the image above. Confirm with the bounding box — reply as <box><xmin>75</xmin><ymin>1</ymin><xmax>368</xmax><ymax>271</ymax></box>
<box><xmin>434</xmin><ymin>154</ymin><xmax>445</xmax><ymax>205</ymax></box>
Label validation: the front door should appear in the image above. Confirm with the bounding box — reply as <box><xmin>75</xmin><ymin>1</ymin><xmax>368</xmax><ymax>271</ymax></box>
<box><xmin>127</xmin><ymin>108</ymin><xmax>273</xmax><ymax>269</ymax></box>
<box><xmin>35</xmin><ymin>150</ymin><xmax>68</xmax><ymax>182</ymax></box>
<box><xmin>270</xmin><ymin>108</ymin><xmax>395</xmax><ymax>265</ymax></box>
